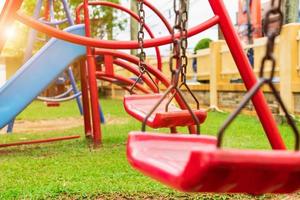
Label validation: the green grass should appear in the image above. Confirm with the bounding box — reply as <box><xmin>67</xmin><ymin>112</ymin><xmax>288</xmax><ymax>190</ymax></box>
<box><xmin>0</xmin><ymin>98</ymin><xmax>298</xmax><ymax>199</ymax></box>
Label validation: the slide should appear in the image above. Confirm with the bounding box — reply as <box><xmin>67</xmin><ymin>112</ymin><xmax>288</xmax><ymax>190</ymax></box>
<box><xmin>0</xmin><ymin>24</ymin><xmax>86</xmax><ymax>128</ymax></box>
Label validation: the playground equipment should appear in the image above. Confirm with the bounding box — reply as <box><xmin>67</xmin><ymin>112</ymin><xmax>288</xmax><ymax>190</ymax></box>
<box><xmin>1</xmin><ymin>0</ymin><xmax>300</xmax><ymax>194</ymax></box>
<box><xmin>123</xmin><ymin>0</ymin><xmax>207</xmax><ymax>133</ymax></box>
<box><xmin>0</xmin><ymin>25</ymin><xmax>85</xmax><ymax>147</ymax></box>
<box><xmin>5</xmin><ymin>0</ymin><xmax>83</xmax><ymax>133</ymax></box>
<box><xmin>0</xmin><ymin>0</ymin><xmax>170</xmax><ymax>147</ymax></box>
<box><xmin>126</xmin><ymin>0</ymin><xmax>300</xmax><ymax>194</ymax></box>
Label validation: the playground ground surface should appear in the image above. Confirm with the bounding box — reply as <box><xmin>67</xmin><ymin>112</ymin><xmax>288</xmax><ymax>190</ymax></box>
<box><xmin>0</xmin><ymin>99</ymin><xmax>299</xmax><ymax>200</ymax></box>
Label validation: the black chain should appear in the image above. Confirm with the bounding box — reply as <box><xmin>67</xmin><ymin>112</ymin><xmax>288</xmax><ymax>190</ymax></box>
<box><xmin>130</xmin><ymin>0</ymin><xmax>159</xmax><ymax>94</ymax></box>
<box><xmin>180</xmin><ymin>0</ymin><xmax>188</xmax><ymax>84</ymax></box>
<box><xmin>142</xmin><ymin>0</ymin><xmax>200</xmax><ymax>134</ymax></box>
<box><xmin>137</xmin><ymin>0</ymin><xmax>146</xmax><ymax>74</ymax></box>
<box><xmin>260</xmin><ymin>0</ymin><xmax>283</xmax><ymax>80</ymax></box>
<box><xmin>169</xmin><ymin>0</ymin><xmax>181</xmax><ymax>86</ymax></box>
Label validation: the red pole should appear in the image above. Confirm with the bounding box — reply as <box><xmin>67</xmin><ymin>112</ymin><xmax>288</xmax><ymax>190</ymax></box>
<box><xmin>83</xmin><ymin>0</ymin><xmax>102</xmax><ymax>147</ymax></box>
<box><xmin>80</xmin><ymin>60</ymin><xmax>92</xmax><ymax>137</ymax></box>
<box><xmin>0</xmin><ymin>135</ymin><xmax>80</xmax><ymax>148</ymax></box>
<box><xmin>44</xmin><ymin>0</ymin><xmax>50</xmax><ymax>21</ymax></box>
<box><xmin>15</xmin><ymin>12</ymin><xmax>219</xmax><ymax>49</ymax></box>
<box><xmin>209</xmin><ymin>0</ymin><xmax>285</xmax><ymax>149</ymax></box>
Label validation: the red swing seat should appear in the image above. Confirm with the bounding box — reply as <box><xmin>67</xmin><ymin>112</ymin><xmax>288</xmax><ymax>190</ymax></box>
<box><xmin>123</xmin><ymin>94</ymin><xmax>207</xmax><ymax>128</ymax></box>
<box><xmin>127</xmin><ymin>132</ymin><xmax>300</xmax><ymax>194</ymax></box>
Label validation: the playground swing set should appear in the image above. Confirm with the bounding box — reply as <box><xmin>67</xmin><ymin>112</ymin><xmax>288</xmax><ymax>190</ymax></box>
<box><xmin>0</xmin><ymin>0</ymin><xmax>300</xmax><ymax>195</ymax></box>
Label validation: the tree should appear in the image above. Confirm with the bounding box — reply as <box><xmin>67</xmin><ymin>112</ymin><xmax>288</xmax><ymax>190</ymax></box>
<box><xmin>194</xmin><ymin>38</ymin><xmax>212</xmax><ymax>53</ymax></box>
<box><xmin>282</xmin><ymin>0</ymin><xmax>299</xmax><ymax>23</ymax></box>
<box><xmin>130</xmin><ymin>0</ymin><xmax>138</xmax><ymax>55</ymax></box>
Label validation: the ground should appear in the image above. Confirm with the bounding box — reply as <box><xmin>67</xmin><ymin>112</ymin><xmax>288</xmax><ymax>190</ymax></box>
<box><xmin>0</xmin><ymin>99</ymin><xmax>299</xmax><ymax>199</ymax></box>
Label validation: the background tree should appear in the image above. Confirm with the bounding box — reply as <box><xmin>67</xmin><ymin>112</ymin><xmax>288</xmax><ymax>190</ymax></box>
<box><xmin>130</xmin><ymin>0</ymin><xmax>138</xmax><ymax>55</ymax></box>
<box><xmin>194</xmin><ymin>38</ymin><xmax>212</xmax><ymax>53</ymax></box>
<box><xmin>281</xmin><ymin>0</ymin><xmax>299</xmax><ymax>24</ymax></box>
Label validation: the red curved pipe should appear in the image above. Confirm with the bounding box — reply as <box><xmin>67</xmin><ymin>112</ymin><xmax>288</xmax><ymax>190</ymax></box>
<box><xmin>75</xmin><ymin>1</ymin><xmax>162</xmax><ymax>72</ymax></box>
<box><xmin>96</xmin><ymin>49</ymin><xmax>170</xmax><ymax>87</ymax></box>
<box><xmin>95</xmin><ymin>49</ymin><xmax>197</xmax><ymax>133</ymax></box>
<box><xmin>97</xmin><ymin>76</ymin><xmax>135</xmax><ymax>94</ymax></box>
<box><xmin>96</xmin><ymin>72</ymin><xmax>150</xmax><ymax>94</ymax></box>
<box><xmin>15</xmin><ymin>12</ymin><xmax>219</xmax><ymax>49</ymax></box>
<box><xmin>113</xmin><ymin>59</ymin><xmax>159</xmax><ymax>93</ymax></box>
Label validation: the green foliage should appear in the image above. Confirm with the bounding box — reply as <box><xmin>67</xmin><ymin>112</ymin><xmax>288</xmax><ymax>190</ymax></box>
<box><xmin>194</xmin><ymin>38</ymin><xmax>212</xmax><ymax>53</ymax></box>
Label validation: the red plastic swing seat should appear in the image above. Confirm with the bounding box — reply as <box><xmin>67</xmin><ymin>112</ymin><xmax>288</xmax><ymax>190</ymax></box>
<box><xmin>127</xmin><ymin>132</ymin><xmax>300</xmax><ymax>194</ymax></box>
<box><xmin>123</xmin><ymin>94</ymin><xmax>207</xmax><ymax>128</ymax></box>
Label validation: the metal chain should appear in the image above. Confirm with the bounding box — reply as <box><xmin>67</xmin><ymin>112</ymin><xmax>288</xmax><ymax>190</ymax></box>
<box><xmin>130</xmin><ymin>0</ymin><xmax>159</xmax><ymax>94</ymax></box>
<box><xmin>137</xmin><ymin>0</ymin><xmax>146</xmax><ymax>74</ymax></box>
<box><xmin>260</xmin><ymin>0</ymin><xmax>283</xmax><ymax>80</ymax></box>
<box><xmin>169</xmin><ymin>0</ymin><xmax>181</xmax><ymax>86</ymax></box>
<box><xmin>142</xmin><ymin>0</ymin><xmax>200</xmax><ymax>134</ymax></box>
<box><xmin>180</xmin><ymin>0</ymin><xmax>188</xmax><ymax>84</ymax></box>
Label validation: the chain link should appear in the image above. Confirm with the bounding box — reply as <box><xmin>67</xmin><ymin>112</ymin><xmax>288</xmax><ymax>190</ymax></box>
<box><xmin>180</xmin><ymin>0</ymin><xmax>188</xmax><ymax>84</ymax></box>
<box><xmin>169</xmin><ymin>0</ymin><xmax>189</xmax><ymax>86</ymax></box>
<box><xmin>260</xmin><ymin>0</ymin><xmax>283</xmax><ymax>79</ymax></box>
<box><xmin>169</xmin><ymin>0</ymin><xmax>181</xmax><ymax>81</ymax></box>
<box><xmin>137</xmin><ymin>0</ymin><xmax>146</xmax><ymax>74</ymax></box>
<box><xmin>130</xmin><ymin>0</ymin><xmax>159</xmax><ymax>93</ymax></box>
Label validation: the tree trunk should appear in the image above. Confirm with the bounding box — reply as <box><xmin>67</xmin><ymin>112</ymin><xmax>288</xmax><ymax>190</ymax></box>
<box><xmin>130</xmin><ymin>0</ymin><xmax>138</xmax><ymax>56</ymax></box>
<box><xmin>107</xmin><ymin>8</ymin><xmax>113</xmax><ymax>40</ymax></box>
<box><xmin>283</xmin><ymin>0</ymin><xmax>299</xmax><ymax>24</ymax></box>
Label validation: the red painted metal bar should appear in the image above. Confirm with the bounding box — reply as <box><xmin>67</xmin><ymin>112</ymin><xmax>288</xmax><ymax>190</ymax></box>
<box><xmin>0</xmin><ymin>0</ymin><xmax>23</xmax><ymax>51</ymax></box>
<box><xmin>0</xmin><ymin>135</ymin><xmax>80</xmax><ymax>148</ymax></box>
<box><xmin>97</xmin><ymin>76</ymin><xmax>136</xmax><ymax>94</ymax></box>
<box><xmin>80</xmin><ymin>60</ymin><xmax>92</xmax><ymax>137</ymax></box>
<box><xmin>113</xmin><ymin>59</ymin><xmax>159</xmax><ymax>93</ymax></box>
<box><xmin>15</xmin><ymin>12</ymin><xmax>219</xmax><ymax>49</ymax></box>
<box><xmin>209</xmin><ymin>0</ymin><xmax>285</xmax><ymax>149</ymax></box>
<box><xmin>95</xmin><ymin>49</ymin><xmax>170</xmax><ymax>88</ymax></box>
<box><xmin>83</xmin><ymin>0</ymin><xmax>102</xmax><ymax>147</ymax></box>
<box><xmin>44</xmin><ymin>0</ymin><xmax>50</xmax><ymax>21</ymax></box>
<box><xmin>75</xmin><ymin>1</ymin><xmax>163</xmax><ymax>72</ymax></box>
<box><xmin>104</xmin><ymin>55</ymin><xmax>114</xmax><ymax>76</ymax></box>
<box><xmin>96</xmin><ymin>72</ymin><xmax>150</xmax><ymax>94</ymax></box>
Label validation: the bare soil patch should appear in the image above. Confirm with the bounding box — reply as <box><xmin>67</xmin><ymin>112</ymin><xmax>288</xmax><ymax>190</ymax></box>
<box><xmin>0</xmin><ymin>115</ymin><xmax>129</xmax><ymax>134</ymax></box>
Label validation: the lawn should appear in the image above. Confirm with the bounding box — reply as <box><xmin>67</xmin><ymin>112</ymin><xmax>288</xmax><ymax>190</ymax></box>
<box><xmin>0</xmin><ymin>98</ymin><xmax>298</xmax><ymax>199</ymax></box>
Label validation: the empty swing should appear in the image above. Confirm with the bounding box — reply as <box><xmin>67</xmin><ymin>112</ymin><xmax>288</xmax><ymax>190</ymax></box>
<box><xmin>127</xmin><ymin>0</ymin><xmax>300</xmax><ymax>194</ymax></box>
<box><xmin>123</xmin><ymin>0</ymin><xmax>206</xmax><ymax>129</ymax></box>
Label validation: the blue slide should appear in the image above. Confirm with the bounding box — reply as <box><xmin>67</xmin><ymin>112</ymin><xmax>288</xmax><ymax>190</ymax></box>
<box><xmin>0</xmin><ymin>25</ymin><xmax>86</xmax><ymax>128</ymax></box>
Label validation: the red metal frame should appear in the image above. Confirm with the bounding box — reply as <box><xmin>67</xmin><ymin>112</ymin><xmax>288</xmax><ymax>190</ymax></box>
<box><xmin>75</xmin><ymin>1</ymin><xmax>163</xmax><ymax>72</ymax></box>
<box><xmin>96</xmin><ymin>72</ymin><xmax>150</xmax><ymax>94</ymax></box>
<box><xmin>83</xmin><ymin>0</ymin><xmax>102</xmax><ymax>147</ymax></box>
<box><xmin>80</xmin><ymin>59</ymin><xmax>92</xmax><ymax>137</ymax></box>
<box><xmin>0</xmin><ymin>135</ymin><xmax>80</xmax><ymax>148</ymax></box>
<box><xmin>15</xmin><ymin>12</ymin><xmax>219</xmax><ymax>49</ymax></box>
<box><xmin>0</xmin><ymin>0</ymin><xmax>285</xmax><ymax>149</ymax></box>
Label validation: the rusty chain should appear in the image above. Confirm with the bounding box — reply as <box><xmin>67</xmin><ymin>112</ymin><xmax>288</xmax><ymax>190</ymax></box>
<box><xmin>137</xmin><ymin>0</ymin><xmax>146</xmax><ymax>74</ymax></box>
<box><xmin>260</xmin><ymin>0</ymin><xmax>283</xmax><ymax>80</ymax></box>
